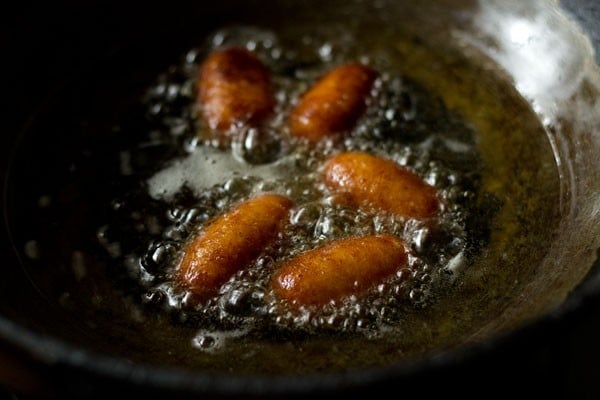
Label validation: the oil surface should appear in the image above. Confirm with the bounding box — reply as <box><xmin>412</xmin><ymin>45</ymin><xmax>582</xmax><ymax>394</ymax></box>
<box><xmin>108</xmin><ymin>26</ymin><xmax>480</xmax><ymax>336</ymax></box>
<box><xmin>6</xmin><ymin>15</ymin><xmax>560</xmax><ymax>374</ymax></box>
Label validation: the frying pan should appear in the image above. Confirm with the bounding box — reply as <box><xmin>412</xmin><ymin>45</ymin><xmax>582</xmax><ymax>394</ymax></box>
<box><xmin>1</xmin><ymin>0</ymin><xmax>599</xmax><ymax>398</ymax></box>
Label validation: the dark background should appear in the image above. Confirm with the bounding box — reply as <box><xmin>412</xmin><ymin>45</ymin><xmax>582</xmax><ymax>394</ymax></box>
<box><xmin>0</xmin><ymin>0</ymin><xmax>599</xmax><ymax>398</ymax></box>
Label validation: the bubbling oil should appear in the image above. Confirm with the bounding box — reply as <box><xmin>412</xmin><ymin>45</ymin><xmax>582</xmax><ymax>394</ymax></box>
<box><xmin>98</xmin><ymin>27</ymin><xmax>483</xmax><ymax>348</ymax></box>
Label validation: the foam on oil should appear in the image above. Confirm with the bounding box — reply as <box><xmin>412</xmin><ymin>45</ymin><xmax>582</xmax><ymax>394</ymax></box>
<box><xmin>98</xmin><ymin>26</ymin><xmax>482</xmax><ymax>352</ymax></box>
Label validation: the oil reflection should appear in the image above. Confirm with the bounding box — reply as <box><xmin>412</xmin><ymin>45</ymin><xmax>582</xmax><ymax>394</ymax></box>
<box><xmin>466</xmin><ymin>0</ymin><xmax>598</xmax><ymax>124</ymax></box>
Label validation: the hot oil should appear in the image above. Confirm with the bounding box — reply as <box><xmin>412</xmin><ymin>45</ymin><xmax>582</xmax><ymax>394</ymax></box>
<box><xmin>97</xmin><ymin>26</ymin><xmax>486</xmax><ymax>364</ymax></box>
<box><xmin>11</xmin><ymin>13</ymin><xmax>561</xmax><ymax>374</ymax></box>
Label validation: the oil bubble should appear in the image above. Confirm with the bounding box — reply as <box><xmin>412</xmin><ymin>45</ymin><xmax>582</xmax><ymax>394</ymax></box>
<box><xmin>232</xmin><ymin>127</ymin><xmax>282</xmax><ymax>165</ymax></box>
